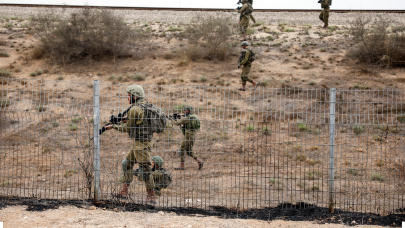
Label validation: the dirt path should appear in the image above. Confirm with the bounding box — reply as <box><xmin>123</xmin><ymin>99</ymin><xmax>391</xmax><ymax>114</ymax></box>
<box><xmin>0</xmin><ymin>205</ymin><xmax>388</xmax><ymax>228</ymax></box>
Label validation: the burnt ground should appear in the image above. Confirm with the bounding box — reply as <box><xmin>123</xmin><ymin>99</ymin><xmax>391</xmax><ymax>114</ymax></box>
<box><xmin>0</xmin><ymin>197</ymin><xmax>404</xmax><ymax>227</ymax></box>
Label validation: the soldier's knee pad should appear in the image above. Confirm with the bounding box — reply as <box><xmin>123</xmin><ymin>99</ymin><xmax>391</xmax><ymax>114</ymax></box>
<box><xmin>177</xmin><ymin>149</ymin><xmax>184</xmax><ymax>157</ymax></box>
<box><xmin>319</xmin><ymin>17</ymin><xmax>324</xmax><ymax>21</ymax></box>
<box><xmin>121</xmin><ymin>159</ymin><xmax>130</xmax><ymax>172</ymax></box>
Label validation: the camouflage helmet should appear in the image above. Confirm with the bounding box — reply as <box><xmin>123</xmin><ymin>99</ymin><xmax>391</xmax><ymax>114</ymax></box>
<box><xmin>241</xmin><ymin>41</ymin><xmax>250</xmax><ymax>46</ymax></box>
<box><xmin>152</xmin><ymin>156</ymin><xmax>164</xmax><ymax>167</ymax></box>
<box><xmin>182</xmin><ymin>104</ymin><xmax>194</xmax><ymax>112</ymax></box>
<box><xmin>126</xmin><ymin>84</ymin><xmax>144</xmax><ymax>98</ymax></box>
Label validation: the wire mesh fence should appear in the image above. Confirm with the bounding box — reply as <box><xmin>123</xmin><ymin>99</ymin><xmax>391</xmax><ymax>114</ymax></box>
<box><xmin>0</xmin><ymin>77</ymin><xmax>404</xmax><ymax>215</ymax></box>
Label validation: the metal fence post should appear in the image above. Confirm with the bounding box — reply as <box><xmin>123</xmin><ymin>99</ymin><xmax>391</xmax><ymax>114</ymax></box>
<box><xmin>328</xmin><ymin>88</ymin><xmax>336</xmax><ymax>213</ymax></box>
<box><xmin>93</xmin><ymin>80</ymin><xmax>100</xmax><ymax>203</ymax></box>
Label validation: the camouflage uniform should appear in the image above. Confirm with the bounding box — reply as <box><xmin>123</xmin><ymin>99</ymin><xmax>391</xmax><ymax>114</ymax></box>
<box><xmin>240</xmin><ymin>48</ymin><xmax>254</xmax><ymax>85</ymax></box>
<box><xmin>150</xmin><ymin>168</ymin><xmax>171</xmax><ymax>195</ymax></box>
<box><xmin>319</xmin><ymin>0</ymin><xmax>330</xmax><ymax>27</ymax></box>
<box><xmin>238</xmin><ymin>3</ymin><xmax>256</xmax><ymax>35</ymax></box>
<box><xmin>172</xmin><ymin>115</ymin><xmax>198</xmax><ymax>162</ymax></box>
<box><xmin>113</xmin><ymin>98</ymin><xmax>154</xmax><ymax>191</ymax></box>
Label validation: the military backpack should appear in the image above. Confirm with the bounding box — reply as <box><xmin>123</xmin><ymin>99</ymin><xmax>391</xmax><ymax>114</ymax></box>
<box><xmin>187</xmin><ymin>114</ymin><xmax>200</xmax><ymax>130</ymax></box>
<box><xmin>247</xmin><ymin>48</ymin><xmax>257</xmax><ymax>63</ymax></box>
<box><xmin>136</xmin><ymin>103</ymin><xmax>167</xmax><ymax>137</ymax></box>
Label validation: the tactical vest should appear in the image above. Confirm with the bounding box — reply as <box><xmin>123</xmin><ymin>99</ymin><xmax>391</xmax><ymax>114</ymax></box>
<box><xmin>181</xmin><ymin>114</ymin><xmax>200</xmax><ymax>135</ymax></box>
<box><xmin>129</xmin><ymin>101</ymin><xmax>167</xmax><ymax>140</ymax></box>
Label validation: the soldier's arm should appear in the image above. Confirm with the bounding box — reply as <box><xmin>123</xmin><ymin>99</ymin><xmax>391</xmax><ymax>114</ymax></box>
<box><xmin>238</xmin><ymin>3</ymin><xmax>248</xmax><ymax>14</ymax></box>
<box><xmin>250</xmin><ymin>14</ymin><xmax>256</xmax><ymax>23</ymax></box>
<box><xmin>172</xmin><ymin>116</ymin><xmax>189</xmax><ymax>126</ymax></box>
<box><xmin>240</xmin><ymin>50</ymin><xmax>251</xmax><ymax>65</ymax></box>
<box><xmin>113</xmin><ymin>106</ymin><xmax>144</xmax><ymax>132</ymax></box>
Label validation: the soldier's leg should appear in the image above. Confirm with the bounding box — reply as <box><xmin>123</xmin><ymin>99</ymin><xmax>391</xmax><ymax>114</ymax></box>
<box><xmin>319</xmin><ymin>10</ymin><xmax>324</xmax><ymax>22</ymax></box>
<box><xmin>185</xmin><ymin>133</ymin><xmax>204</xmax><ymax>170</ymax></box>
<box><xmin>239</xmin><ymin>18</ymin><xmax>250</xmax><ymax>41</ymax></box>
<box><xmin>324</xmin><ymin>10</ymin><xmax>329</xmax><ymax>27</ymax></box>
<box><xmin>175</xmin><ymin>139</ymin><xmax>186</xmax><ymax>170</ymax></box>
<box><xmin>134</xmin><ymin>140</ymin><xmax>156</xmax><ymax>203</ymax></box>
<box><xmin>115</xmin><ymin>144</ymin><xmax>137</xmax><ymax>198</ymax></box>
<box><xmin>121</xmin><ymin>145</ymin><xmax>137</xmax><ymax>184</ymax></box>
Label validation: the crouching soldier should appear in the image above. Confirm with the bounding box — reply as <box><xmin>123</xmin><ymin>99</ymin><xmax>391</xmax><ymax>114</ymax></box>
<box><xmin>149</xmin><ymin>156</ymin><xmax>172</xmax><ymax>196</ymax></box>
<box><xmin>171</xmin><ymin>105</ymin><xmax>204</xmax><ymax>170</ymax></box>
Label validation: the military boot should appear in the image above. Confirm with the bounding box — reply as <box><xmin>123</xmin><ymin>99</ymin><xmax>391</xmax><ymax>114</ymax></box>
<box><xmin>175</xmin><ymin>162</ymin><xmax>185</xmax><ymax>170</ymax></box>
<box><xmin>115</xmin><ymin>183</ymin><xmax>130</xmax><ymax>199</ymax></box>
<box><xmin>196</xmin><ymin>158</ymin><xmax>204</xmax><ymax>170</ymax></box>
<box><xmin>146</xmin><ymin>189</ymin><xmax>156</xmax><ymax>204</ymax></box>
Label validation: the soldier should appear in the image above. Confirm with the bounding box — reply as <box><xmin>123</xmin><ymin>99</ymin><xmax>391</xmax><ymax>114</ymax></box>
<box><xmin>235</xmin><ymin>0</ymin><xmax>256</xmax><ymax>41</ymax></box>
<box><xmin>104</xmin><ymin>84</ymin><xmax>156</xmax><ymax>203</ymax></box>
<box><xmin>319</xmin><ymin>0</ymin><xmax>330</xmax><ymax>29</ymax></box>
<box><xmin>238</xmin><ymin>41</ymin><xmax>259</xmax><ymax>91</ymax></box>
<box><xmin>171</xmin><ymin>105</ymin><xmax>204</xmax><ymax>170</ymax></box>
<box><xmin>149</xmin><ymin>156</ymin><xmax>172</xmax><ymax>196</ymax></box>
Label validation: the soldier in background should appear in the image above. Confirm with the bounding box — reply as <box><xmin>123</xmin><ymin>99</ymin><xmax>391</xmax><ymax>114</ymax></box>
<box><xmin>235</xmin><ymin>0</ymin><xmax>256</xmax><ymax>41</ymax></box>
<box><xmin>238</xmin><ymin>41</ymin><xmax>259</xmax><ymax>91</ymax></box>
<box><xmin>171</xmin><ymin>105</ymin><xmax>204</xmax><ymax>170</ymax></box>
<box><xmin>319</xmin><ymin>0</ymin><xmax>331</xmax><ymax>29</ymax></box>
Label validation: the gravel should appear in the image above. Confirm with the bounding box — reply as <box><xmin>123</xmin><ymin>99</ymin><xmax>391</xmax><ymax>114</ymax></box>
<box><xmin>0</xmin><ymin>6</ymin><xmax>404</xmax><ymax>25</ymax></box>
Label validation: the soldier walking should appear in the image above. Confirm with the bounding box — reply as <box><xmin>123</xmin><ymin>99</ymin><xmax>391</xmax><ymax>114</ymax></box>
<box><xmin>238</xmin><ymin>41</ymin><xmax>259</xmax><ymax>91</ymax></box>
<box><xmin>319</xmin><ymin>0</ymin><xmax>331</xmax><ymax>29</ymax></box>
<box><xmin>171</xmin><ymin>105</ymin><xmax>204</xmax><ymax>170</ymax></box>
<box><xmin>105</xmin><ymin>84</ymin><xmax>164</xmax><ymax>204</ymax></box>
<box><xmin>235</xmin><ymin>0</ymin><xmax>256</xmax><ymax>41</ymax></box>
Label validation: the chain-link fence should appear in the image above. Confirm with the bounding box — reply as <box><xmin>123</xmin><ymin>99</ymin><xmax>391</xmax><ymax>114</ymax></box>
<box><xmin>0</xmin><ymin>77</ymin><xmax>404</xmax><ymax>215</ymax></box>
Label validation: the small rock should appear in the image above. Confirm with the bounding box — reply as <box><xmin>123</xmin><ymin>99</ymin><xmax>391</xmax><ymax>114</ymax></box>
<box><xmin>158</xmin><ymin>211</ymin><xmax>164</xmax><ymax>215</ymax></box>
<box><xmin>351</xmin><ymin>221</ymin><xmax>357</xmax><ymax>225</ymax></box>
<box><xmin>89</xmin><ymin>206</ymin><xmax>96</xmax><ymax>210</ymax></box>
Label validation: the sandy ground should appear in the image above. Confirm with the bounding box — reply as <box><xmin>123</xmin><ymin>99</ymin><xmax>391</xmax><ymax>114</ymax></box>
<box><xmin>0</xmin><ymin>205</ymin><xmax>389</xmax><ymax>228</ymax></box>
<box><xmin>0</xmin><ymin>7</ymin><xmax>405</xmax><ymax>26</ymax></box>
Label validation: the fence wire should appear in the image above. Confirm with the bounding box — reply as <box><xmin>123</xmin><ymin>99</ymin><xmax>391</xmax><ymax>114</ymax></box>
<box><xmin>0</xmin><ymin>77</ymin><xmax>404</xmax><ymax>215</ymax></box>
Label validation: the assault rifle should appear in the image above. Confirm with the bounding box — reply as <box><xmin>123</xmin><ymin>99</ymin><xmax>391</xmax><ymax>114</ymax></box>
<box><xmin>90</xmin><ymin>105</ymin><xmax>132</xmax><ymax>141</ymax></box>
<box><xmin>318</xmin><ymin>0</ymin><xmax>325</xmax><ymax>3</ymax></box>
<box><xmin>167</xmin><ymin>113</ymin><xmax>185</xmax><ymax>120</ymax></box>
<box><xmin>238</xmin><ymin>51</ymin><xmax>246</xmax><ymax>69</ymax></box>
<box><xmin>236</xmin><ymin>2</ymin><xmax>242</xmax><ymax>11</ymax></box>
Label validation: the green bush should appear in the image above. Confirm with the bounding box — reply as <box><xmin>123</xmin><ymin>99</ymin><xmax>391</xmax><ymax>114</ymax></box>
<box><xmin>353</xmin><ymin>125</ymin><xmax>364</xmax><ymax>134</ymax></box>
<box><xmin>371</xmin><ymin>172</ymin><xmax>384</xmax><ymax>181</ymax></box>
<box><xmin>68</xmin><ymin>123</ymin><xmax>78</xmax><ymax>131</ymax></box>
<box><xmin>0</xmin><ymin>70</ymin><xmax>11</xmax><ymax>77</ymax></box>
<box><xmin>246</xmin><ymin>125</ymin><xmax>254</xmax><ymax>131</ymax></box>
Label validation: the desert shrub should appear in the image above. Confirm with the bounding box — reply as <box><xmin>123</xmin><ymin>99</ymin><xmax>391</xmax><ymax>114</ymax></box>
<box><xmin>0</xmin><ymin>39</ymin><xmax>6</xmax><ymax>46</ymax></box>
<box><xmin>353</xmin><ymin>125</ymin><xmax>364</xmax><ymax>134</ymax></box>
<box><xmin>184</xmin><ymin>14</ymin><xmax>235</xmax><ymax>61</ymax></box>
<box><xmin>30</xmin><ymin>8</ymin><xmax>137</xmax><ymax>63</ymax></box>
<box><xmin>0</xmin><ymin>70</ymin><xmax>11</xmax><ymax>77</ymax></box>
<box><xmin>0</xmin><ymin>100</ymin><xmax>10</xmax><ymax>108</ymax></box>
<box><xmin>347</xmin><ymin>14</ymin><xmax>405</xmax><ymax>66</ymax></box>
<box><xmin>133</xmin><ymin>73</ymin><xmax>146</xmax><ymax>81</ymax></box>
<box><xmin>0</xmin><ymin>52</ymin><xmax>9</xmax><ymax>57</ymax></box>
